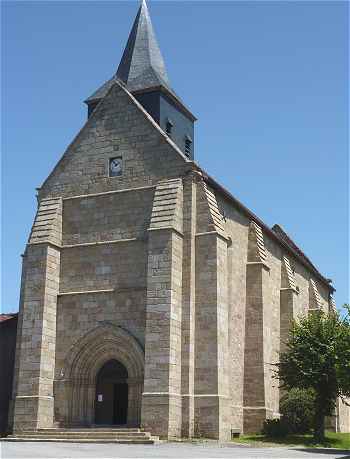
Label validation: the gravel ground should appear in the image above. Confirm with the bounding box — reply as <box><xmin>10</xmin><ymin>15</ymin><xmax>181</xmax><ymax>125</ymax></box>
<box><xmin>1</xmin><ymin>441</ymin><xmax>350</xmax><ymax>459</ymax></box>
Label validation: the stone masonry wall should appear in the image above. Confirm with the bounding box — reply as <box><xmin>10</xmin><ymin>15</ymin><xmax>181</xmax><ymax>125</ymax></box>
<box><xmin>217</xmin><ymin>192</ymin><xmax>334</xmax><ymax>433</ymax></box>
<box><xmin>39</xmin><ymin>82</ymin><xmax>189</xmax><ymax>201</ymax></box>
<box><xmin>13</xmin><ymin>81</ymin><xmax>190</xmax><ymax>435</ymax></box>
<box><xmin>59</xmin><ymin>241</ymin><xmax>147</xmax><ymax>293</ymax></box>
<box><xmin>12</xmin><ymin>244</ymin><xmax>60</xmax><ymax>431</ymax></box>
<box><xmin>53</xmin><ymin>183</ymin><xmax>155</xmax><ymax>425</ymax></box>
<box><xmin>216</xmin><ymin>197</ymin><xmax>247</xmax><ymax>433</ymax></box>
<box><xmin>142</xmin><ymin>178</ymin><xmax>184</xmax><ymax>439</ymax></box>
<box><xmin>193</xmin><ymin>180</ymin><xmax>230</xmax><ymax>440</ymax></box>
<box><xmin>180</xmin><ymin>173</ymin><xmax>197</xmax><ymax>438</ymax></box>
<box><xmin>62</xmin><ymin>188</ymin><xmax>154</xmax><ymax>245</ymax></box>
<box><xmin>12</xmin><ymin>75</ymin><xmax>343</xmax><ymax>436</ymax></box>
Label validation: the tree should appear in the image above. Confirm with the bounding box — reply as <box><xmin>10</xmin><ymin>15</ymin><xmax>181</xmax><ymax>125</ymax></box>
<box><xmin>280</xmin><ymin>388</ymin><xmax>315</xmax><ymax>434</ymax></box>
<box><xmin>276</xmin><ymin>304</ymin><xmax>350</xmax><ymax>443</ymax></box>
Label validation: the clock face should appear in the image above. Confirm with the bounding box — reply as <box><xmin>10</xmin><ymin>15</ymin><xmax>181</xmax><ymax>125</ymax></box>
<box><xmin>109</xmin><ymin>157</ymin><xmax>122</xmax><ymax>177</ymax></box>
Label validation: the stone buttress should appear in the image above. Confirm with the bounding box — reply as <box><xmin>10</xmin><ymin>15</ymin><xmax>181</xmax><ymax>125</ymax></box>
<box><xmin>11</xmin><ymin>198</ymin><xmax>62</xmax><ymax>431</ymax></box>
<box><xmin>180</xmin><ymin>171</ymin><xmax>198</xmax><ymax>438</ymax></box>
<box><xmin>142</xmin><ymin>178</ymin><xmax>184</xmax><ymax>438</ymax></box>
<box><xmin>194</xmin><ymin>179</ymin><xmax>231</xmax><ymax>440</ymax></box>
<box><xmin>243</xmin><ymin>221</ymin><xmax>273</xmax><ymax>433</ymax></box>
<box><xmin>309</xmin><ymin>279</ymin><xmax>322</xmax><ymax>313</ymax></box>
<box><xmin>280</xmin><ymin>255</ymin><xmax>298</xmax><ymax>352</ymax></box>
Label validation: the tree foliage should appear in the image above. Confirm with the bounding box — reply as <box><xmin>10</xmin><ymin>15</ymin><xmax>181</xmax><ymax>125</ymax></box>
<box><xmin>280</xmin><ymin>388</ymin><xmax>315</xmax><ymax>434</ymax></box>
<box><xmin>277</xmin><ymin>305</ymin><xmax>350</xmax><ymax>442</ymax></box>
<box><xmin>262</xmin><ymin>418</ymin><xmax>289</xmax><ymax>438</ymax></box>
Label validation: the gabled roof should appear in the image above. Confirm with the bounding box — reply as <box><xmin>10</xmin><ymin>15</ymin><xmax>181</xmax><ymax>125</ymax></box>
<box><xmin>85</xmin><ymin>0</ymin><xmax>184</xmax><ymax>106</ymax></box>
<box><xmin>40</xmin><ymin>79</ymin><xmax>191</xmax><ymax>194</ymax></box>
<box><xmin>86</xmin><ymin>77</ymin><xmax>115</xmax><ymax>104</ymax></box>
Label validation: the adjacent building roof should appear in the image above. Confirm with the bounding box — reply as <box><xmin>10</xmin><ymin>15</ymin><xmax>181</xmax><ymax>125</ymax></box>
<box><xmin>0</xmin><ymin>313</ymin><xmax>18</xmax><ymax>323</ymax></box>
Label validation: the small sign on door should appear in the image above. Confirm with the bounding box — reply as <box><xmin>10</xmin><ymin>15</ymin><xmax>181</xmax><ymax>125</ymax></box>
<box><xmin>97</xmin><ymin>394</ymin><xmax>103</xmax><ymax>402</ymax></box>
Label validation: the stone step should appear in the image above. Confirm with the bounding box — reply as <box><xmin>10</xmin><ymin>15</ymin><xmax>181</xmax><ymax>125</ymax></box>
<box><xmin>4</xmin><ymin>427</ymin><xmax>158</xmax><ymax>444</ymax></box>
<box><xmin>38</xmin><ymin>427</ymin><xmax>143</xmax><ymax>432</ymax></box>
<box><xmin>15</xmin><ymin>433</ymin><xmax>150</xmax><ymax>439</ymax></box>
<box><xmin>32</xmin><ymin>429</ymin><xmax>145</xmax><ymax>435</ymax></box>
<box><xmin>16</xmin><ymin>434</ymin><xmax>149</xmax><ymax>439</ymax></box>
<box><xmin>34</xmin><ymin>428</ymin><xmax>147</xmax><ymax>435</ymax></box>
<box><xmin>4</xmin><ymin>437</ymin><xmax>155</xmax><ymax>444</ymax></box>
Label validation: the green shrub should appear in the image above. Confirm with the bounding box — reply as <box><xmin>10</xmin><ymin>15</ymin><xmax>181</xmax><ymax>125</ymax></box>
<box><xmin>262</xmin><ymin>418</ymin><xmax>289</xmax><ymax>438</ymax></box>
<box><xmin>280</xmin><ymin>388</ymin><xmax>315</xmax><ymax>434</ymax></box>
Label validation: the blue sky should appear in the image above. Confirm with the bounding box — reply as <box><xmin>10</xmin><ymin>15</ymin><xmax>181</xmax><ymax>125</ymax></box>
<box><xmin>2</xmin><ymin>0</ymin><xmax>348</xmax><ymax>314</ymax></box>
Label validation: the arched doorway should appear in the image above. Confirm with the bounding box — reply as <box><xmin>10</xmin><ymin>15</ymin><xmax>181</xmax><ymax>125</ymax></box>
<box><xmin>95</xmin><ymin>359</ymin><xmax>128</xmax><ymax>425</ymax></box>
<box><xmin>56</xmin><ymin>323</ymin><xmax>144</xmax><ymax>427</ymax></box>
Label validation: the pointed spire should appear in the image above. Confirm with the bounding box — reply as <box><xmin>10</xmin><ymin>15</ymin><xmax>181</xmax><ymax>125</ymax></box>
<box><xmin>116</xmin><ymin>0</ymin><xmax>171</xmax><ymax>92</ymax></box>
<box><xmin>84</xmin><ymin>0</ymin><xmax>196</xmax><ymax>124</ymax></box>
<box><xmin>86</xmin><ymin>0</ymin><xmax>173</xmax><ymax>103</ymax></box>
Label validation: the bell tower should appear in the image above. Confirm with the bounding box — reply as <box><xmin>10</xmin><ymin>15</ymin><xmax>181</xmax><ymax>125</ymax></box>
<box><xmin>85</xmin><ymin>0</ymin><xmax>196</xmax><ymax>159</ymax></box>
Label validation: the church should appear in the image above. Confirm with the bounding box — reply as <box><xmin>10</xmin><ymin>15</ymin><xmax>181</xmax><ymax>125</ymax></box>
<box><xmin>4</xmin><ymin>0</ymin><xmax>350</xmax><ymax>441</ymax></box>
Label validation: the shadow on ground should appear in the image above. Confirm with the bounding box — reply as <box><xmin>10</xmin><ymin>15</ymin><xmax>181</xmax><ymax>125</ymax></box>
<box><xmin>295</xmin><ymin>449</ymin><xmax>350</xmax><ymax>458</ymax></box>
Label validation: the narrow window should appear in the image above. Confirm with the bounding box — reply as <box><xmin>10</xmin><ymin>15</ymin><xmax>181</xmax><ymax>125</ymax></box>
<box><xmin>184</xmin><ymin>136</ymin><xmax>192</xmax><ymax>157</ymax></box>
<box><xmin>109</xmin><ymin>157</ymin><xmax>123</xmax><ymax>177</ymax></box>
<box><xmin>166</xmin><ymin>119</ymin><xmax>173</xmax><ymax>137</ymax></box>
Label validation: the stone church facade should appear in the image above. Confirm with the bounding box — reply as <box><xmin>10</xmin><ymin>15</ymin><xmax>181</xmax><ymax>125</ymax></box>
<box><xmin>8</xmin><ymin>0</ymin><xmax>349</xmax><ymax>440</ymax></box>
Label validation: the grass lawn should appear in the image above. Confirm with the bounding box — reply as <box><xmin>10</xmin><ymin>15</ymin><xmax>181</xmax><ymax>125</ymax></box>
<box><xmin>232</xmin><ymin>431</ymin><xmax>350</xmax><ymax>449</ymax></box>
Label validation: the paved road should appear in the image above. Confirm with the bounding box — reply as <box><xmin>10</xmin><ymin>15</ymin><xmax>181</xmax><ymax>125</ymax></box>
<box><xmin>1</xmin><ymin>442</ymin><xmax>349</xmax><ymax>459</ymax></box>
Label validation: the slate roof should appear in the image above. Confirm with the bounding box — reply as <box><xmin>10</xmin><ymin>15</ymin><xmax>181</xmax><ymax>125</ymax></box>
<box><xmin>199</xmin><ymin>170</ymin><xmax>335</xmax><ymax>292</ymax></box>
<box><xmin>116</xmin><ymin>0</ymin><xmax>170</xmax><ymax>91</ymax></box>
<box><xmin>85</xmin><ymin>0</ymin><xmax>187</xmax><ymax>110</ymax></box>
<box><xmin>271</xmin><ymin>224</ymin><xmax>328</xmax><ymax>281</ymax></box>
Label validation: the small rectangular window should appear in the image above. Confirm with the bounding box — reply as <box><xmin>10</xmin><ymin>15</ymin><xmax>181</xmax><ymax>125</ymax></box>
<box><xmin>109</xmin><ymin>157</ymin><xmax>123</xmax><ymax>177</ymax></box>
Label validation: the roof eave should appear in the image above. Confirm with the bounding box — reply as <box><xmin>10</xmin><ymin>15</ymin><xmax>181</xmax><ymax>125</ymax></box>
<box><xmin>196</xmin><ymin>167</ymin><xmax>335</xmax><ymax>293</ymax></box>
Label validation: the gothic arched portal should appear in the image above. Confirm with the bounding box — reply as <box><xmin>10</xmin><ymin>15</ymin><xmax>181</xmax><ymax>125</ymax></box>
<box><xmin>55</xmin><ymin>323</ymin><xmax>144</xmax><ymax>427</ymax></box>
